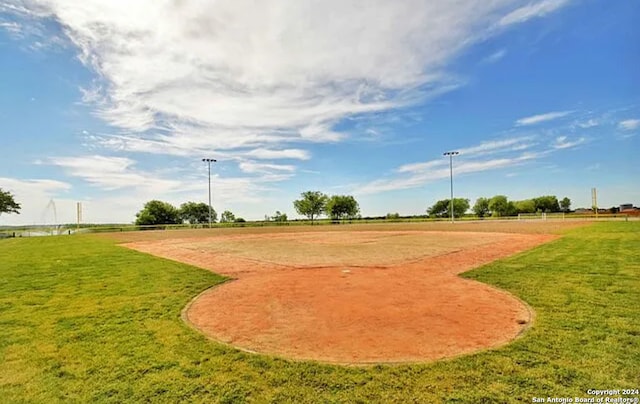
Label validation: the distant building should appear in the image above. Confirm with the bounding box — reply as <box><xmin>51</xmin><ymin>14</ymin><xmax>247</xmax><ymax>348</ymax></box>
<box><xmin>575</xmin><ymin>205</ymin><xmax>639</xmax><ymax>215</ymax></box>
<box><xmin>619</xmin><ymin>204</ymin><xmax>640</xmax><ymax>216</ymax></box>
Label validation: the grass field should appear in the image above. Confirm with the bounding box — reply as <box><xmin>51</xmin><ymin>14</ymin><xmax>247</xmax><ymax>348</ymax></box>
<box><xmin>0</xmin><ymin>222</ymin><xmax>638</xmax><ymax>402</ymax></box>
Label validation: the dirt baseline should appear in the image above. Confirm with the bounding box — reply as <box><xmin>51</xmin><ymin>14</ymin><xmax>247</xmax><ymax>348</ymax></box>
<box><xmin>124</xmin><ymin>230</ymin><xmax>556</xmax><ymax>364</ymax></box>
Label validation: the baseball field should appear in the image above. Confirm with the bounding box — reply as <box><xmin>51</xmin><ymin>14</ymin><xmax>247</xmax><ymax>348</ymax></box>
<box><xmin>0</xmin><ymin>221</ymin><xmax>638</xmax><ymax>402</ymax></box>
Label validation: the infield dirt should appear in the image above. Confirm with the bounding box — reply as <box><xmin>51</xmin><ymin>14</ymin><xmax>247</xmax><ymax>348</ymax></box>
<box><xmin>113</xmin><ymin>221</ymin><xmax>584</xmax><ymax>364</ymax></box>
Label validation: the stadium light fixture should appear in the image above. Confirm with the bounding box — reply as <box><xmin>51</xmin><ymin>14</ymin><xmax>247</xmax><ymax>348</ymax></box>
<box><xmin>443</xmin><ymin>151</ymin><xmax>459</xmax><ymax>223</ymax></box>
<box><xmin>202</xmin><ymin>158</ymin><xmax>217</xmax><ymax>228</ymax></box>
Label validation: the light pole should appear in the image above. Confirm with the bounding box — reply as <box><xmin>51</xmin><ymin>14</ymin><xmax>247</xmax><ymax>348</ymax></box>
<box><xmin>202</xmin><ymin>158</ymin><xmax>217</xmax><ymax>228</ymax></box>
<box><xmin>443</xmin><ymin>151</ymin><xmax>459</xmax><ymax>223</ymax></box>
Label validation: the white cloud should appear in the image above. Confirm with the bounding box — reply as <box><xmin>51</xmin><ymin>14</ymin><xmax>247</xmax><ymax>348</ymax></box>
<box><xmin>482</xmin><ymin>49</ymin><xmax>507</xmax><ymax>64</ymax></box>
<box><xmin>457</xmin><ymin>136</ymin><xmax>535</xmax><ymax>156</ymax></box>
<box><xmin>238</xmin><ymin>161</ymin><xmax>296</xmax><ymax>174</ymax></box>
<box><xmin>0</xmin><ymin>5</ymin><xmax>68</xmax><ymax>50</ymax></box>
<box><xmin>355</xmin><ymin>148</ymin><xmax>547</xmax><ymax>195</ymax></box>
<box><xmin>577</xmin><ymin>119</ymin><xmax>598</xmax><ymax>128</ymax></box>
<box><xmin>354</xmin><ymin>131</ymin><xmax>568</xmax><ymax>195</ymax></box>
<box><xmin>618</xmin><ymin>119</ymin><xmax>640</xmax><ymax>131</ymax></box>
<box><xmin>515</xmin><ymin>111</ymin><xmax>572</xmax><ymax>126</ymax></box>
<box><xmin>47</xmin><ymin>155</ymin><xmax>182</xmax><ymax>193</ymax></box>
<box><xmin>6</xmin><ymin>0</ymin><xmax>571</xmax><ymax>157</ymax></box>
<box><xmin>552</xmin><ymin>135</ymin><xmax>585</xmax><ymax>149</ymax></box>
<box><xmin>244</xmin><ymin>148</ymin><xmax>310</xmax><ymax>161</ymax></box>
<box><xmin>499</xmin><ymin>0</ymin><xmax>571</xmax><ymax>26</ymax></box>
<box><xmin>0</xmin><ymin>177</ymin><xmax>71</xmax><ymax>196</ymax></box>
<box><xmin>396</xmin><ymin>136</ymin><xmax>535</xmax><ymax>175</ymax></box>
<box><xmin>0</xmin><ymin>21</ymin><xmax>23</xmax><ymax>35</ymax></box>
<box><xmin>397</xmin><ymin>160</ymin><xmax>447</xmax><ymax>174</ymax></box>
<box><xmin>355</xmin><ymin>155</ymin><xmax>532</xmax><ymax>195</ymax></box>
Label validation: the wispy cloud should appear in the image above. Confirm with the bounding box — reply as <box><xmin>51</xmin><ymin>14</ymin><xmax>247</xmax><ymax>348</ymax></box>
<box><xmin>354</xmin><ymin>133</ymin><xmax>554</xmax><ymax>196</ymax></box>
<box><xmin>481</xmin><ymin>49</ymin><xmax>507</xmax><ymax>64</ymax></box>
<box><xmin>47</xmin><ymin>155</ymin><xmax>182</xmax><ymax>193</ymax></box>
<box><xmin>355</xmin><ymin>106</ymin><xmax>634</xmax><ymax>196</ymax></box>
<box><xmin>499</xmin><ymin>0</ymin><xmax>571</xmax><ymax>26</ymax></box>
<box><xmin>457</xmin><ymin>136</ymin><xmax>535</xmax><ymax>156</ymax></box>
<box><xmin>238</xmin><ymin>161</ymin><xmax>296</xmax><ymax>174</ymax></box>
<box><xmin>0</xmin><ymin>177</ymin><xmax>71</xmax><ymax>195</ymax></box>
<box><xmin>552</xmin><ymin>135</ymin><xmax>585</xmax><ymax>149</ymax></box>
<box><xmin>353</xmin><ymin>127</ymin><xmax>588</xmax><ymax>195</ymax></box>
<box><xmin>355</xmin><ymin>152</ymin><xmax>542</xmax><ymax>195</ymax></box>
<box><xmin>0</xmin><ymin>5</ymin><xmax>67</xmax><ymax>50</ymax></box>
<box><xmin>576</xmin><ymin>119</ymin><xmax>599</xmax><ymax>128</ymax></box>
<box><xmin>395</xmin><ymin>136</ymin><xmax>534</xmax><ymax>175</ymax></box>
<box><xmin>0</xmin><ymin>20</ymin><xmax>22</xmax><ymax>35</ymax></box>
<box><xmin>244</xmin><ymin>148</ymin><xmax>310</xmax><ymax>160</ymax></box>
<box><xmin>397</xmin><ymin>159</ymin><xmax>447</xmax><ymax>174</ymax></box>
<box><xmin>515</xmin><ymin>111</ymin><xmax>572</xmax><ymax>126</ymax></box>
<box><xmin>618</xmin><ymin>119</ymin><xmax>640</xmax><ymax>131</ymax></box>
<box><xmin>42</xmin><ymin>154</ymin><xmax>290</xmax><ymax>210</ymax></box>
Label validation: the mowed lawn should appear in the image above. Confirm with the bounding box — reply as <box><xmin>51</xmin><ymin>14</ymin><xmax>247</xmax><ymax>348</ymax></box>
<box><xmin>0</xmin><ymin>222</ymin><xmax>638</xmax><ymax>403</ymax></box>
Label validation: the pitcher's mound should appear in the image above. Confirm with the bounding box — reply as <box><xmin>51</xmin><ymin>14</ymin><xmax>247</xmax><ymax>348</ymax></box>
<box><xmin>126</xmin><ymin>231</ymin><xmax>554</xmax><ymax>364</ymax></box>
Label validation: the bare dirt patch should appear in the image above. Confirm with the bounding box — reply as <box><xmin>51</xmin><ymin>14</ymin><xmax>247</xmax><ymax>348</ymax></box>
<box><xmin>124</xmin><ymin>229</ymin><xmax>557</xmax><ymax>364</ymax></box>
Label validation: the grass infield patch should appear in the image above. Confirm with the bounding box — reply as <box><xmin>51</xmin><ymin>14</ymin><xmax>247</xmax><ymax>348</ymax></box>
<box><xmin>0</xmin><ymin>222</ymin><xmax>638</xmax><ymax>402</ymax></box>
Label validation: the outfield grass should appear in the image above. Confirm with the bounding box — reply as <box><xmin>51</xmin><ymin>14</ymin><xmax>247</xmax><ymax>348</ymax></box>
<box><xmin>0</xmin><ymin>222</ymin><xmax>638</xmax><ymax>402</ymax></box>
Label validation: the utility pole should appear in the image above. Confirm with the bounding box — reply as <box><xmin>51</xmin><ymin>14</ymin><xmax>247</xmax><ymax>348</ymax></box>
<box><xmin>443</xmin><ymin>151</ymin><xmax>459</xmax><ymax>223</ymax></box>
<box><xmin>202</xmin><ymin>158</ymin><xmax>217</xmax><ymax>228</ymax></box>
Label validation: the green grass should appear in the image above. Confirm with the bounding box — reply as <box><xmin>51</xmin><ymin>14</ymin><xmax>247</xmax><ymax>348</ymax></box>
<box><xmin>0</xmin><ymin>222</ymin><xmax>638</xmax><ymax>403</ymax></box>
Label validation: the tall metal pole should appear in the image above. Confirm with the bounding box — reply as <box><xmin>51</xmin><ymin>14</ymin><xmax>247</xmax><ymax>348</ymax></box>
<box><xmin>443</xmin><ymin>151</ymin><xmax>459</xmax><ymax>223</ymax></box>
<box><xmin>449</xmin><ymin>154</ymin><xmax>453</xmax><ymax>223</ymax></box>
<box><xmin>202</xmin><ymin>158</ymin><xmax>217</xmax><ymax>228</ymax></box>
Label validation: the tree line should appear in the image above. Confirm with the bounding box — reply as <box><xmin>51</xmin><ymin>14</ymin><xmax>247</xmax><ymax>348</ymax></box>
<box><xmin>427</xmin><ymin>195</ymin><xmax>572</xmax><ymax>219</ymax></box>
<box><xmin>0</xmin><ymin>185</ymin><xmax>609</xmax><ymax>227</ymax></box>
<box><xmin>134</xmin><ymin>200</ymin><xmax>243</xmax><ymax>225</ymax></box>
<box><xmin>132</xmin><ymin>191</ymin><xmax>361</xmax><ymax>226</ymax></box>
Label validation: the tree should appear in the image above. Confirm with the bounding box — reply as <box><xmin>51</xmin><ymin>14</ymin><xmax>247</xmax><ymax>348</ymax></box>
<box><xmin>135</xmin><ymin>200</ymin><xmax>180</xmax><ymax>225</ymax></box>
<box><xmin>513</xmin><ymin>199</ymin><xmax>536</xmax><ymax>214</ymax></box>
<box><xmin>427</xmin><ymin>198</ymin><xmax>470</xmax><ymax>218</ymax></box>
<box><xmin>533</xmin><ymin>195</ymin><xmax>560</xmax><ymax>213</ymax></box>
<box><xmin>560</xmin><ymin>197</ymin><xmax>571</xmax><ymax>212</ymax></box>
<box><xmin>179</xmin><ymin>201</ymin><xmax>216</xmax><ymax>224</ymax></box>
<box><xmin>220</xmin><ymin>210</ymin><xmax>236</xmax><ymax>223</ymax></box>
<box><xmin>293</xmin><ymin>191</ymin><xmax>328</xmax><ymax>224</ymax></box>
<box><xmin>472</xmin><ymin>197</ymin><xmax>490</xmax><ymax>218</ymax></box>
<box><xmin>0</xmin><ymin>188</ymin><xmax>21</xmax><ymax>217</ymax></box>
<box><xmin>453</xmin><ymin>198</ymin><xmax>470</xmax><ymax>218</ymax></box>
<box><xmin>427</xmin><ymin>199</ymin><xmax>449</xmax><ymax>218</ymax></box>
<box><xmin>489</xmin><ymin>195</ymin><xmax>516</xmax><ymax>217</ymax></box>
<box><xmin>325</xmin><ymin>195</ymin><xmax>360</xmax><ymax>222</ymax></box>
<box><xmin>271</xmin><ymin>211</ymin><xmax>288</xmax><ymax>222</ymax></box>
<box><xmin>386</xmin><ymin>212</ymin><xmax>401</xmax><ymax>220</ymax></box>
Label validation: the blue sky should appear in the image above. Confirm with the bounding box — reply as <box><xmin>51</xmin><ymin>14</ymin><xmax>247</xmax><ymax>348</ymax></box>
<box><xmin>1</xmin><ymin>0</ymin><xmax>638</xmax><ymax>225</ymax></box>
